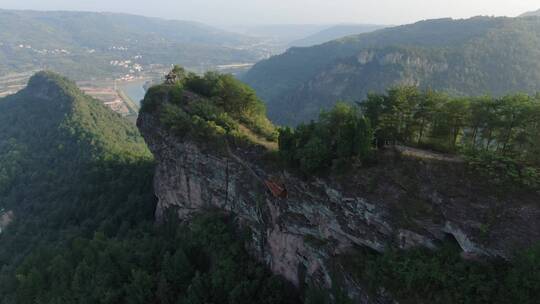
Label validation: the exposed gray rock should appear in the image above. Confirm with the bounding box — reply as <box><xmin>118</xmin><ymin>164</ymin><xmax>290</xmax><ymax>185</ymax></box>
<box><xmin>138</xmin><ymin>101</ymin><xmax>540</xmax><ymax>303</ymax></box>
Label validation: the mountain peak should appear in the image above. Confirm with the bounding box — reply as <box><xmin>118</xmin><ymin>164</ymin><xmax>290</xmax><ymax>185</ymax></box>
<box><xmin>1</xmin><ymin>72</ymin><xmax>150</xmax><ymax>162</ymax></box>
<box><xmin>25</xmin><ymin>71</ymin><xmax>80</xmax><ymax>103</ymax></box>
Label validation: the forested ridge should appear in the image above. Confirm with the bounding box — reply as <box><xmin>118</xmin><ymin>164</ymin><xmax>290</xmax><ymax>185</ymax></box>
<box><xmin>278</xmin><ymin>86</ymin><xmax>540</xmax><ymax>189</ymax></box>
<box><xmin>244</xmin><ymin>16</ymin><xmax>540</xmax><ymax>125</ymax></box>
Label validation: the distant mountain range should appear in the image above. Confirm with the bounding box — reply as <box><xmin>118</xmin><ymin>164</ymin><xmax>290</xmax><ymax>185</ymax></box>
<box><xmin>243</xmin><ymin>16</ymin><xmax>540</xmax><ymax>125</ymax></box>
<box><xmin>520</xmin><ymin>9</ymin><xmax>540</xmax><ymax>17</ymax></box>
<box><xmin>0</xmin><ymin>10</ymin><xmax>270</xmax><ymax>79</ymax></box>
<box><xmin>222</xmin><ymin>24</ymin><xmax>331</xmax><ymax>44</ymax></box>
<box><xmin>223</xmin><ymin>23</ymin><xmax>386</xmax><ymax>49</ymax></box>
<box><xmin>289</xmin><ymin>24</ymin><xmax>387</xmax><ymax>47</ymax></box>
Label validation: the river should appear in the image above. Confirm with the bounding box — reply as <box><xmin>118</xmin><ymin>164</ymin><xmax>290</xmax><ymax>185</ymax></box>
<box><xmin>119</xmin><ymin>80</ymin><xmax>147</xmax><ymax>107</ymax></box>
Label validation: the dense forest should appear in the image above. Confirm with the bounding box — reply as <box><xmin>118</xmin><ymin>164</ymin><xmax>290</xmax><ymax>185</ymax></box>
<box><xmin>0</xmin><ymin>72</ymin><xmax>296</xmax><ymax>303</ymax></box>
<box><xmin>343</xmin><ymin>242</ymin><xmax>540</xmax><ymax>304</ymax></box>
<box><xmin>244</xmin><ymin>16</ymin><xmax>540</xmax><ymax>125</ymax></box>
<box><xmin>361</xmin><ymin>87</ymin><xmax>540</xmax><ymax>188</ymax></box>
<box><xmin>277</xmin><ymin>86</ymin><xmax>540</xmax><ymax>188</ymax></box>
<box><xmin>278</xmin><ymin>103</ymin><xmax>373</xmax><ymax>175</ymax></box>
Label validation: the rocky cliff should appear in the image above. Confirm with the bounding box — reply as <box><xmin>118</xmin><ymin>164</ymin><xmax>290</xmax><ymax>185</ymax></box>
<box><xmin>137</xmin><ymin>93</ymin><xmax>540</xmax><ymax>303</ymax></box>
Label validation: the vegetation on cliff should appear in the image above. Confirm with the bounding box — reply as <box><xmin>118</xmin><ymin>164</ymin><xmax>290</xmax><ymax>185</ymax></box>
<box><xmin>141</xmin><ymin>67</ymin><xmax>277</xmax><ymax>149</ymax></box>
<box><xmin>273</xmin><ymin>85</ymin><xmax>540</xmax><ymax>188</ymax></box>
<box><xmin>274</xmin><ymin>86</ymin><xmax>540</xmax><ymax>302</ymax></box>
<box><xmin>0</xmin><ymin>72</ymin><xmax>296</xmax><ymax>303</ymax></box>
<box><xmin>361</xmin><ymin>86</ymin><xmax>540</xmax><ymax>189</ymax></box>
<box><xmin>279</xmin><ymin>102</ymin><xmax>373</xmax><ymax>175</ymax></box>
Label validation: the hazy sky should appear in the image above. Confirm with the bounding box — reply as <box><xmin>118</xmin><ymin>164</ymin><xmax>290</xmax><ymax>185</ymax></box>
<box><xmin>0</xmin><ymin>0</ymin><xmax>538</xmax><ymax>25</ymax></box>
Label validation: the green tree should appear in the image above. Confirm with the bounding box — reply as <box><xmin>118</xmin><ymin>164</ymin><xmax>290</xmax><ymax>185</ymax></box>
<box><xmin>125</xmin><ymin>270</ymin><xmax>154</xmax><ymax>304</ymax></box>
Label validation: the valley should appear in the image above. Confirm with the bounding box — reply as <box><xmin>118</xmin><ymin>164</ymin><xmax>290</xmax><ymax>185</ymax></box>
<box><xmin>1</xmin><ymin>4</ymin><xmax>540</xmax><ymax>304</ymax></box>
<box><xmin>0</xmin><ymin>71</ymin><xmax>36</xmax><ymax>97</ymax></box>
<box><xmin>0</xmin><ymin>10</ymin><xmax>293</xmax><ymax>119</ymax></box>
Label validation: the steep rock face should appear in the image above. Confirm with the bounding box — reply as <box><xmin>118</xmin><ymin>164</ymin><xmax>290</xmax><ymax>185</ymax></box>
<box><xmin>138</xmin><ymin>102</ymin><xmax>540</xmax><ymax>303</ymax></box>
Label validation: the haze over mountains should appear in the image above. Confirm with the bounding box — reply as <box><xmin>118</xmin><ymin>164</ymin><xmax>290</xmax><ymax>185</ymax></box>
<box><xmin>0</xmin><ymin>9</ymin><xmax>389</xmax><ymax>85</ymax></box>
<box><xmin>223</xmin><ymin>24</ymin><xmax>330</xmax><ymax>44</ymax></box>
<box><xmin>221</xmin><ymin>23</ymin><xmax>387</xmax><ymax>50</ymax></box>
<box><xmin>0</xmin><ymin>9</ymin><xmax>272</xmax><ymax>79</ymax></box>
<box><xmin>520</xmin><ymin>9</ymin><xmax>540</xmax><ymax>17</ymax></box>
<box><xmin>289</xmin><ymin>24</ymin><xmax>387</xmax><ymax>47</ymax></box>
<box><xmin>244</xmin><ymin>15</ymin><xmax>540</xmax><ymax>125</ymax></box>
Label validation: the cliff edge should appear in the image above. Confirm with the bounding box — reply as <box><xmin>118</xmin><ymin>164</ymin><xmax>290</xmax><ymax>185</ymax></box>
<box><xmin>137</xmin><ymin>83</ymin><xmax>540</xmax><ymax>303</ymax></box>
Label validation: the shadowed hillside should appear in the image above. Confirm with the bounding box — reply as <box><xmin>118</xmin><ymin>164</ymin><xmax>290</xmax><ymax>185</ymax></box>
<box><xmin>244</xmin><ymin>16</ymin><xmax>540</xmax><ymax>125</ymax></box>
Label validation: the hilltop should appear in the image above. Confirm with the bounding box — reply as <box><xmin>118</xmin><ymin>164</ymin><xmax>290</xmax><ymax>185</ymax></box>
<box><xmin>0</xmin><ymin>71</ymin><xmax>150</xmax><ymax>164</ymax></box>
<box><xmin>243</xmin><ymin>16</ymin><xmax>540</xmax><ymax>125</ymax></box>
<box><xmin>140</xmin><ymin>66</ymin><xmax>278</xmax><ymax>151</ymax></box>
<box><xmin>0</xmin><ymin>71</ymin><xmax>153</xmax><ymax>241</ymax></box>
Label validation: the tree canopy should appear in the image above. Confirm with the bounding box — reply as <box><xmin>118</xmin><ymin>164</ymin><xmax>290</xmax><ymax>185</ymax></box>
<box><xmin>360</xmin><ymin>86</ymin><xmax>540</xmax><ymax>188</ymax></box>
<box><xmin>278</xmin><ymin>102</ymin><xmax>373</xmax><ymax>175</ymax></box>
<box><xmin>142</xmin><ymin>68</ymin><xmax>277</xmax><ymax>146</ymax></box>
